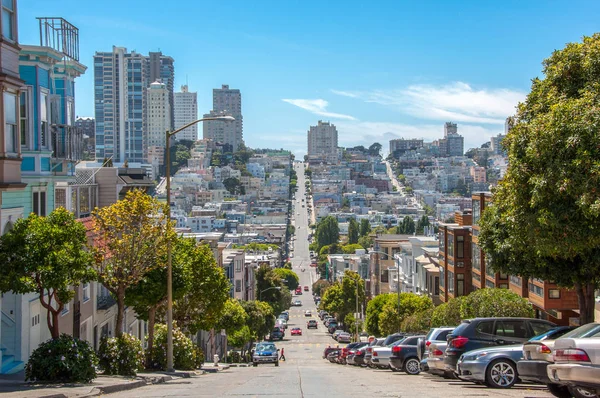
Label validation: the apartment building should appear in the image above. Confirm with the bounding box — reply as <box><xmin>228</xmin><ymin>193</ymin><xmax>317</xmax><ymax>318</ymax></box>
<box><xmin>174</xmin><ymin>85</ymin><xmax>198</xmax><ymax>142</ymax></box>
<box><xmin>203</xmin><ymin>85</ymin><xmax>243</xmax><ymax>152</ymax></box>
<box><xmin>146</xmin><ymin>81</ymin><xmax>170</xmax><ymax>164</ymax></box>
<box><xmin>307</xmin><ymin>121</ymin><xmax>338</xmax><ymax>164</ymax></box>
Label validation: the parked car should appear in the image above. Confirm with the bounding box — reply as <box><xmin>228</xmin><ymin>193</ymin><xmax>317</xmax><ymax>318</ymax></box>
<box><xmin>323</xmin><ymin>346</ymin><xmax>341</xmax><ymax>359</ymax></box>
<box><xmin>456</xmin><ymin>326</ymin><xmax>574</xmax><ymax>389</ymax></box>
<box><xmin>307</xmin><ymin>319</ymin><xmax>318</xmax><ymax>329</ymax></box>
<box><xmin>305</xmin><ymin>310</ymin><xmax>312</xmax><ymax>317</ymax></box>
<box><xmin>276</xmin><ymin>319</ymin><xmax>288</xmax><ymax>329</ymax></box>
<box><xmin>445</xmin><ymin>317</ymin><xmax>556</xmax><ymax>375</ymax></box>
<box><xmin>518</xmin><ymin>324</ymin><xmax>599</xmax><ymax>397</ymax></box>
<box><xmin>291</xmin><ymin>327</ymin><xmax>302</xmax><ymax>336</ymax></box>
<box><xmin>389</xmin><ymin>335</ymin><xmax>426</xmax><ymax>375</ymax></box>
<box><xmin>547</xmin><ymin>336</ymin><xmax>600</xmax><ymax>398</ymax></box>
<box><xmin>337</xmin><ymin>332</ymin><xmax>352</xmax><ymax>344</ymax></box>
<box><xmin>327</xmin><ymin>349</ymin><xmax>341</xmax><ymax>363</ymax></box>
<box><xmin>279</xmin><ymin>311</ymin><xmax>289</xmax><ymax>321</ymax></box>
<box><xmin>358</xmin><ymin>332</ymin><xmax>370</xmax><ymax>343</ymax></box>
<box><xmin>348</xmin><ymin>345</ymin><xmax>368</xmax><ymax>366</ymax></box>
<box><xmin>269</xmin><ymin>328</ymin><xmax>284</xmax><ymax>341</ymax></box>
<box><xmin>418</xmin><ymin>327</ymin><xmax>454</xmax><ymax>371</ymax></box>
<box><xmin>252</xmin><ymin>342</ymin><xmax>279</xmax><ymax>367</ymax></box>
<box><xmin>295</xmin><ymin>288</ymin><xmax>302</xmax><ymax>295</ymax></box>
<box><xmin>340</xmin><ymin>342</ymin><xmax>368</xmax><ymax>365</ymax></box>
<box><xmin>328</xmin><ymin>323</ymin><xmax>340</xmax><ymax>334</ymax></box>
<box><xmin>364</xmin><ymin>338</ymin><xmax>387</xmax><ymax>368</ymax></box>
<box><xmin>426</xmin><ymin>340</ymin><xmax>451</xmax><ymax>377</ymax></box>
<box><xmin>372</xmin><ymin>338</ymin><xmax>407</xmax><ymax>369</ymax></box>
<box><xmin>332</xmin><ymin>329</ymin><xmax>344</xmax><ymax>340</ymax></box>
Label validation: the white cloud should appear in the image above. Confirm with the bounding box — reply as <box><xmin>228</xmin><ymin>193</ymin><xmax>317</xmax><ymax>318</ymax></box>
<box><xmin>282</xmin><ymin>99</ymin><xmax>357</xmax><ymax>120</ymax></box>
<box><xmin>331</xmin><ymin>82</ymin><xmax>525</xmax><ymax>125</ymax></box>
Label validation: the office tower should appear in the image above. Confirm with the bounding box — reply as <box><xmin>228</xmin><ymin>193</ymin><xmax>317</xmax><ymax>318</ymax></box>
<box><xmin>146</xmin><ymin>81</ymin><xmax>170</xmax><ymax>164</ymax></box>
<box><xmin>94</xmin><ymin>47</ymin><xmax>175</xmax><ymax>164</ymax></box>
<box><xmin>174</xmin><ymin>85</ymin><xmax>198</xmax><ymax>141</ymax></box>
<box><xmin>307</xmin><ymin>120</ymin><xmax>338</xmax><ymax>163</ymax></box>
<box><xmin>148</xmin><ymin>51</ymin><xmax>174</xmax><ymax>129</ymax></box>
<box><xmin>203</xmin><ymin>84</ymin><xmax>243</xmax><ymax>152</ymax></box>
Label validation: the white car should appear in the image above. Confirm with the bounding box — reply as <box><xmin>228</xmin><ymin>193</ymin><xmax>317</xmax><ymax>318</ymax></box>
<box><xmin>548</xmin><ymin>337</ymin><xmax>600</xmax><ymax>396</ymax></box>
<box><xmin>304</xmin><ymin>310</ymin><xmax>312</xmax><ymax>317</ymax></box>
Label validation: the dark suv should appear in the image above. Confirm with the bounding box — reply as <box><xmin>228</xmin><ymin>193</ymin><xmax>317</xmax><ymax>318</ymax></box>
<box><xmin>269</xmin><ymin>328</ymin><xmax>285</xmax><ymax>341</ymax></box>
<box><xmin>307</xmin><ymin>319</ymin><xmax>318</xmax><ymax>329</ymax></box>
<box><xmin>444</xmin><ymin>317</ymin><xmax>555</xmax><ymax>374</ymax></box>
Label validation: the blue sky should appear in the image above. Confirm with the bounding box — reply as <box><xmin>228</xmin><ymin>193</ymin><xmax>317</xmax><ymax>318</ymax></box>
<box><xmin>18</xmin><ymin>0</ymin><xmax>600</xmax><ymax>156</ymax></box>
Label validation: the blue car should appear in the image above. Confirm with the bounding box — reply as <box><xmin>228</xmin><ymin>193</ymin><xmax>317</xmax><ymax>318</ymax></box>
<box><xmin>253</xmin><ymin>342</ymin><xmax>279</xmax><ymax>367</ymax></box>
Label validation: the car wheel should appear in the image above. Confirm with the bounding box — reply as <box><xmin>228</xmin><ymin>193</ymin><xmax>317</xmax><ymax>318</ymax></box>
<box><xmin>485</xmin><ymin>359</ymin><xmax>517</xmax><ymax>388</ymax></box>
<box><xmin>253</xmin><ymin>362</ymin><xmax>258</xmax><ymax>367</ymax></box>
<box><xmin>546</xmin><ymin>384</ymin><xmax>572</xmax><ymax>398</ymax></box>
<box><xmin>443</xmin><ymin>370</ymin><xmax>457</xmax><ymax>379</ymax></box>
<box><xmin>403</xmin><ymin>358</ymin><xmax>421</xmax><ymax>375</ymax></box>
<box><xmin>275</xmin><ymin>361</ymin><xmax>279</xmax><ymax>367</ymax></box>
<box><xmin>568</xmin><ymin>386</ymin><xmax>598</xmax><ymax>398</ymax></box>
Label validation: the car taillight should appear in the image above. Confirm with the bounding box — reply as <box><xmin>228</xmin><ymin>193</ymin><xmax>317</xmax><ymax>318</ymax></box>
<box><xmin>450</xmin><ymin>336</ymin><xmax>469</xmax><ymax>349</ymax></box>
<box><xmin>536</xmin><ymin>345</ymin><xmax>552</xmax><ymax>354</ymax></box>
<box><xmin>356</xmin><ymin>350</ymin><xmax>364</xmax><ymax>356</ymax></box>
<box><xmin>433</xmin><ymin>349</ymin><xmax>444</xmax><ymax>356</ymax></box>
<box><xmin>373</xmin><ymin>351</ymin><xmax>378</xmax><ymax>356</ymax></box>
<box><xmin>554</xmin><ymin>349</ymin><xmax>591</xmax><ymax>363</ymax></box>
<box><xmin>425</xmin><ymin>341</ymin><xmax>431</xmax><ymax>347</ymax></box>
<box><xmin>392</xmin><ymin>346</ymin><xmax>402</xmax><ymax>353</ymax></box>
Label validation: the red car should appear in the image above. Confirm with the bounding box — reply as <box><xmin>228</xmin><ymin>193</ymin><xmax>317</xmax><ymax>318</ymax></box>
<box><xmin>303</xmin><ymin>286</ymin><xmax>309</xmax><ymax>291</ymax></box>
<box><xmin>291</xmin><ymin>327</ymin><xmax>302</xmax><ymax>336</ymax></box>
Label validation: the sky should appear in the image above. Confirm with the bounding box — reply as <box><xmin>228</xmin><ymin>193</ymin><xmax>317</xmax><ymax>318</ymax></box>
<box><xmin>18</xmin><ymin>0</ymin><xmax>600</xmax><ymax>156</ymax></box>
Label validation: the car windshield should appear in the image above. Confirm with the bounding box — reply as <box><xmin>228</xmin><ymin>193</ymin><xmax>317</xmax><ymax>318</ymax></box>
<box><xmin>256</xmin><ymin>344</ymin><xmax>276</xmax><ymax>352</ymax></box>
<box><xmin>559</xmin><ymin>323</ymin><xmax>600</xmax><ymax>339</ymax></box>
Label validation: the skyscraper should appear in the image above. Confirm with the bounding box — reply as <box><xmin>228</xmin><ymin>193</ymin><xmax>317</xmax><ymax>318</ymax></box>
<box><xmin>146</xmin><ymin>81</ymin><xmax>170</xmax><ymax>164</ymax></box>
<box><xmin>148</xmin><ymin>51</ymin><xmax>174</xmax><ymax>129</ymax></box>
<box><xmin>174</xmin><ymin>85</ymin><xmax>198</xmax><ymax>141</ymax></box>
<box><xmin>441</xmin><ymin>121</ymin><xmax>464</xmax><ymax>157</ymax></box>
<box><xmin>307</xmin><ymin>120</ymin><xmax>339</xmax><ymax>164</ymax></box>
<box><xmin>94</xmin><ymin>47</ymin><xmax>174</xmax><ymax>164</ymax></box>
<box><xmin>203</xmin><ymin>84</ymin><xmax>243</xmax><ymax>151</ymax></box>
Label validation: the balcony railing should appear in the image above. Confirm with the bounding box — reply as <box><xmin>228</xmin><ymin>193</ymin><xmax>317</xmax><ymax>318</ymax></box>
<box><xmin>51</xmin><ymin>125</ymin><xmax>84</xmax><ymax>162</ymax></box>
<box><xmin>97</xmin><ymin>294</ymin><xmax>116</xmax><ymax>310</ymax></box>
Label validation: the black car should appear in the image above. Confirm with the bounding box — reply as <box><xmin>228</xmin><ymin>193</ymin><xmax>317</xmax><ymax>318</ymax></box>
<box><xmin>307</xmin><ymin>319</ymin><xmax>318</xmax><ymax>329</ymax></box>
<box><xmin>389</xmin><ymin>335</ymin><xmax>425</xmax><ymax>375</ymax></box>
<box><xmin>269</xmin><ymin>328</ymin><xmax>285</xmax><ymax>341</ymax></box>
<box><xmin>323</xmin><ymin>346</ymin><xmax>341</xmax><ymax>359</ymax></box>
<box><xmin>444</xmin><ymin>317</ymin><xmax>555</xmax><ymax>374</ymax></box>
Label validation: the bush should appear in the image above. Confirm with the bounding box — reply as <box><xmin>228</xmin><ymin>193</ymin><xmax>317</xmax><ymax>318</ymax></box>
<box><xmin>25</xmin><ymin>334</ymin><xmax>97</xmax><ymax>383</ymax></box>
<box><xmin>431</xmin><ymin>297</ymin><xmax>465</xmax><ymax>327</ymax></box>
<box><xmin>194</xmin><ymin>346</ymin><xmax>205</xmax><ymax>368</ymax></box>
<box><xmin>98</xmin><ymin>333</ymin><xmax>144</xmax><ymax>376</ymax></box>
<box><xmin>401</xmin><ymin>308</ymin><xmax>433</xmax><ymax>333</ymax></box>
<box><xmin>150</xmin><ymin>324</ymin><xmax>197</xmax><ymax>370</ymax></box>
<box><xmin>461</xmin><ymin>288</ymin><xmax>534</xmax><ymax>319</ymax></box>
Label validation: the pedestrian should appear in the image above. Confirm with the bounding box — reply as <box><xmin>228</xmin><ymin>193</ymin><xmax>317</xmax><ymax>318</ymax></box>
<box><xmin>279</xmin><ymin>347</ymin><xmax>286</xmax><ymax>361</ymax></box>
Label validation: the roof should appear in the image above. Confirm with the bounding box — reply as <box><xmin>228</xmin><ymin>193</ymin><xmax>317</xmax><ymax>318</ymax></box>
<box><xmin>120</xmin><ymin>175</ymin><xmax>154</xmax><ymax>186</ymax></box>
<box><xmin>423</xmin><ymin>263</ymin><xmax>439</xmax><ymax>273</ymax></box>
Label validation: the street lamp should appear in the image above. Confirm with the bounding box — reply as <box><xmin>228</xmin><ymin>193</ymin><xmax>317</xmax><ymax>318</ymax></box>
<box><xmin>259</xmin><ymin>286</ymin><xmax>281</xmax><ymax>301</ymax></box>
<box><xmin>165</xmin><ymin>115</ymin><xmax>234</xmax><ymax>372</ymax></box>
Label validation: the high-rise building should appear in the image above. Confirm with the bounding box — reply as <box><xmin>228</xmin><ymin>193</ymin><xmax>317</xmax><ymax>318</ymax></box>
<box><xmin>389</xmin><ymin>138</ymin><xmax>424</xmax><ymax>158</ymax></box>
<box><xmin>75</xmin><ymin>117</ymin><xmax>96</xmax><ymax>159</ymax></box>
<box><xmin>439</xmin><ymin>122</ymin><xmax>464</xmax><ymax>157</ymax></box>
<box><xmin>203</xmin><ymin>84</ymin><xmax>243</xmax><ymax>152</ymax></box>
<box><xmin>148</xmin><ymin>51</ymin><xmax>174</xmax><ymax>129</ymax></box>
<box><xmin>174</xmin><ymin>85</ymin><xmax>198</xmax><ymax>141</ymax></box>
<box><xmin>307</xmin><ymin>120</ymin><xmax>338</xmax><ymax>164</ymax></box>
<box><xmin>146</xmin><ymin>81</ymin><xmax>170</xmax><ymax>164</ymax></box>
<box><xmin>94</xmin><ymin>47</ymin><xmax>174</xmax><ymax>164</ymax></box>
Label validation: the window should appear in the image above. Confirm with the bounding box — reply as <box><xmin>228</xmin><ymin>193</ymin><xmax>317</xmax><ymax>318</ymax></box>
<box><xmin>82</xmin><ymin>283</ymin><xmax>90</xmax><ymax>302</ymax></box>
<box><xmin>32</xmin><ymin>191</ymin><xmax>47</xmax><ymax>216</ymax></box>
<box><xmin>472</xmin><ymin>198</ymin><xmax>481</xmax><ymax>226</ymax></box>
<box><xmin>447</xmin><ymin>234</ymin><xmax>454</xmax><ymax>257</ymax></box>
<box><xmin>457</xmin><ymin>236</ymin><xmax>464</xmax><ymax>258</ymax></box>
<box><xmin>495</xmin><ymin>320</ymin><xmax>529</xmax><ymax>339</ymax></box>
<box><xmin>439</xmin><ymin>230</ymin><xmax>445</xmax><ymax>253</ymax></box>
<box><xmin>448</xmin><ymin>271</ymin><xmax>454</xmax><ymax>294</ymax></box>
<box><xmin>434</xmin><ymin>276</ymin><xmax>439</xmax><ymax>295</ymax></box>
<box><xmin>62</xmin><ymin>301</ymin><xmax>70</xmax><ymax>315</ymax></box>
<box><xmin>235</xmin><ymin>260</ymin><xmax>242</xmax><ymax>272</ymax></box>
<box><xmin>39</xmin><ymin>92</ymin><xmax>51</xmax><ymax>149</ymax></box>
<box><xmin>549</xmin><ymin>289</ymin><xmax>561</xmax><ymax>299</ymax></box>
<box><xmin>530</xmin><ymin>321</ymin><xmax>554</xmax><ymax>336</ymax></box>
<box><xmin>456</xmin><ymin>273</ymin><xmax>465</xmax><ymax>297</ymax></box>
<box><xmin>439</xmin><ymin>267</ymin><xmax>445</xmax><ymax>288</ymax></box>
<box><xmin>2</xmin><ymin>0</ymin><xmax>14</xmax><ymax>40</ymax></box>
<box><xmin>31</xmin><ymin>314</ymin><xmax>39</xmax><ymax>327</ymax></box>
<box><xmin>4</xmin><ymin>92</ymin><xmax>17</xmax><ymax>153</ymax></box>
<box><xmin>235</xmin><ymin>279</ymin><xmax>242</xmax><ymax>292</ymax></box>
<box><xmin>66</xmin><ymin>98</ymin><xmax>74</xmax><ymax>126</ymax></box>
<box><xmin>20</xmin><ymin>91</ymin><xmax>29</xmax><ymax>147</ymax></box>
<box><xmin>472</xmin><ymin>243</ymin><xmax>480</xmax><ymax>271</ymax></box>
<box><xmin>475</xmin><ymin>321</ymin><xmax>494</xmax><ymax>336</ymax></box>
<box><xmin>529</xmin><ymin>281</ymin><xmax>544</xmax><ymax>297</ymax></box>
<box><xmin>381</xmin><ymin>269</ymin><xmax>389</xmax><ymax>283</ymax></box>
<box><xmin>485</xmin><ymin>279</ymin><xmax>495</xmax><ymax>288</ymax></box>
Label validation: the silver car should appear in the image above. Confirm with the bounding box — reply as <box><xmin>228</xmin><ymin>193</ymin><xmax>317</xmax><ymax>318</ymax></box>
<box><xmin>426</xmin><ymin>340</ymin><xmax>451</xmax><ymax>377</ymax></box>
<box><xmin>456</xmin><ymin>345</ymin><xmax>524</xmax><ymax>388</ymax></box>
<box><xmin>548</xmin><ymin>337</ymin><xmax>600</xmax><ymax>397</ymax></box>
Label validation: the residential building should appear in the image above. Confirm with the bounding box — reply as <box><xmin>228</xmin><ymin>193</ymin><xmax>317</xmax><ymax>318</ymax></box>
<box><xmin>147</xmin><ymin>51</ymin><xmax>174</xmax><ymax>129</ymax></box>
<box><xmin>307</xmin><ymin>120</ymin><xmax>338</xmax><ymax>164</ymax></box>
<box><xmin>146</xmin><ymin>81</ymin><xmax>170</xmax><ymax>164</ymax></box>
<box><xmin>369</xmin><ymin>234</ymin><xmax>411</xmax><ymax>296</ymax></box>
<box><xmin>174</xmin><ymin>85</ymin><xmax>197</xmax><ymax>141</ymax></box>
<box><xmin>75</xmin><ymin>117</ymin><xmax>95</xmax><ymax>159</ymax></box>
<box><xmin>490</xmin><ymin>133</ymin><xmax>506</xmax><ymax>156</ymax></box>
<box><xmin>438</xmin><ymin>122</ymin><xmax>464</xmax><ymax>157</ymax></box>
<box><xmin>203</xmin><ymin>84</ymin><xmax>243</xmax><ymax>152</ymax></box>
<box><xmin>438</xmin><ymin>211</ymin><xmax>472</xmax><ymax>302</ymax></box>
<box><xmin>470</xmin><ymin>166</ymin><xmax>486</xmax><ymax>184</ymax></box>
<box><xmin>389</xmin><ymin>138</ymin><xmax>424</xmax><ymax>158</ymax></box>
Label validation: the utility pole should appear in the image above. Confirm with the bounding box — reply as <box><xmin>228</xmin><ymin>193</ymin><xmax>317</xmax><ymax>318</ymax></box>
<box><xmin>355</xmin><ymin>279</ymin><xmax>360</xmax><ymax>341</ymax></box>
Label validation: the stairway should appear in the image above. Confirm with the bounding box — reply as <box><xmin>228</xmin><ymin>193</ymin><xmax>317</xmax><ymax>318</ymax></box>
<box><xmin>0</xmin><ymin>348</ymin><xmax>24</xmax><ymax>375</ymax></box>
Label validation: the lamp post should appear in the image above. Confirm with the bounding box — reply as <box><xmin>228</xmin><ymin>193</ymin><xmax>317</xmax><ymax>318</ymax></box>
<box><xmin>165</xmin><ymin>115</ymin><xmax>234</xmax><ymax>372</ymax></box>
<box><xmin>259</xmin><ymin>286</ymin><xmax>281</xmax><ymax>301</ymax></box>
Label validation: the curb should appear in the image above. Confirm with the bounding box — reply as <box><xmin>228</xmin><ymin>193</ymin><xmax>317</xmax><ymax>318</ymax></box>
<box><xmin>81</xmin><ymin>375</ymin><xmax>172</xmax><ymax>397</ymax></box>
<box><xmin>227</xmin><ymin>363</ymin><xmax>251</xmax><ymax>367</ymax></box>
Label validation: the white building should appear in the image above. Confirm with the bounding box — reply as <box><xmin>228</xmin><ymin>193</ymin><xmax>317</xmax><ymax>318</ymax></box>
<box><xmin>174</xmin><ymin>85</ymin><xmax>198</xmax><ymax>141</ymax></box>
<box><xmin>146</xmin><ymin>81</ymin><xmax>171</xmax><ymax>164</ymax></box>
<box><xmin>307</xmin><ymin>120</ymin><xmax>338</xmax><ymax>163</ymax></box>
<box><xmin>203</xmin><ymin>85</ymin><xmax>243</xmax><ymax>152</ymax></box>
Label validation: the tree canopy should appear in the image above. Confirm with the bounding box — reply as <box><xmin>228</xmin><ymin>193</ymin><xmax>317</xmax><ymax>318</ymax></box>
<box><xmin>378</xmin><ymin>293</ymin><xmax>433</xmax><ymax>336</ymax></box>
<box><xmin>316</xmin><ymin>216</ymin><xmax>339</xmax><ymax>250</ymax></box>
<box><xmin>272</xmin><ymin>268</ymin><xmax>300</xmax><ymax>291</ymax></box>
<box><xmin>320</xmin><ymin>271</ymin><xmax>365</xmax><ymax>324</ymax></box>
<box><xmin>359</xmin><ymin>219</ymin><xmax>371</xmax><ymax>237</ymax></box>
<box><xmin>348</xmin><ymin>218</ymin><xmax>359</xmax><ymax>244</ymax></box>
<box><xmin>478</xmin><ymin>34</ymin><xmax>600</xmax><ymax>324</ymax></box>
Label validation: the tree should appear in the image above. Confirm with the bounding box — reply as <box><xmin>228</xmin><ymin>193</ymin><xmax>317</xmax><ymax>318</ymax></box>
<box><xmin>342</xmin><ymin>243</ymin><xmax>363</xmax><ymax>254</ymax></box>
<box><xmin>125</xmin><ymin>236</ymin><xmax>192</xmax><ymax>362</ymax></box>
<box><xmin>316</xmin><ymin>216</ymin><xmax>339</xmax><ymax>250</ymax></box>
<box><xmin>365</xmin><ymin>293</ymin><xmax>394</xmax><ymax>336</ymax></box>
<box><xmin>256</xmin><ymin>265</ymin><xmax>290</xmax><ymax>315</ymax></box>
<box><xmin>348</xmin><ymin>218</ymin><xmax>359</xmax><ymax>244</ymax></box>
<box><xmin>378</xmin><ymin>293</ymin><xmax>433</xmax><ymax>336</ymax></box>
<box><xmin>478</xmin><ymin>34</ymin><xmax>600</xmax><ymax>324</ymax></box>
<box><xmin>92</xmin><ymin>190</ymin><xmax>173</xmax><ymax>337</ymax></box>
<box><xmin>240</xmin><ymin>300</ymin><xmax>275</xmax><ymax>346</ymax></box>
<box><xmin>0</xmin><ymin>208</ymin><xmax>94</xmax><ymax>339</ymax></box>
<box><xmin>359</xmin><ymin>219</ymin><xmax>371</xmax><ymax>237</ymax></box>
<box><xmin>416</xmin><ymin>215</ymin><xmax>430</xmax><ymax>235</ymax></box>
<box><xmin>217</xmin><ymin>299</ymin><xmax>248</xmax><ymax>336</ymax></box>
<box><xmin>368</xmin><ymin>142</ymin><xmax>382</xmax><ymax>157</ymax></box>
<box><xmin>430</xmin><ymin>297</ymin><xmax>465</xmax><ymax>327</ymax></box>
<box><xmin>396</xmin><ymin>216</ymin><xmax>415</xmax><ymax>234</ymax></box>
<box><xmin>223</xmin><ymin>177</ymin><xmax>245</xmax><ymax>195</ymax></box>
<box><xmin>320</xmin><ymin>271</ymin><xmax>365</xmax><ymax>323</ymax></box>
<box><xmin>272</xmin><ymin>268</ymin><xmax>300</xmax><ymax>291</ymax></box>
<box><xmin>172</xmin><ymin>243</ymin><xmax>231</xmax><ymax>334</ymax></box>
<box><xmin>460</xmin><ymin>288</ymin><xmax>534</xmax><ymax>319</ymax></box>
<box><xmin>401</xmin><ymin>308</ymin><xmax>434</xmax><ymax>333</ymax></box>
<box><xmin>312</xmin><ymin>279</ymin><xmax>331</xmax><ymax>296</ymax></box>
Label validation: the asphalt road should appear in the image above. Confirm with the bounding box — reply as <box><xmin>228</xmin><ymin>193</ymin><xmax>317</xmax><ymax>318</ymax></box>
<box><xmin>108</xmin><ymin>162</ymin><xmax>554</xmax><ymax>397</ymax></box>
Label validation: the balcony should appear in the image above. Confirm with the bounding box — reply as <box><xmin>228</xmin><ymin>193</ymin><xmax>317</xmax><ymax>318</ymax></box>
<box><xmin>96</xmin><ymin>294</ymin><xmax>116</xmax><ymax>310</ymax></box>
<box><xmin>51</xmin><ymin>125</ymin><xmax>84</xmax><ymax>162</ymax></box>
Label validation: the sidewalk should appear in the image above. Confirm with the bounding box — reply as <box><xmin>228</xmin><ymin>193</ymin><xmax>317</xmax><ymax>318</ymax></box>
<box><xmin>0</xmin><ymin>370</ymin><xmax>176</xmax><ymax>398</ymax></box>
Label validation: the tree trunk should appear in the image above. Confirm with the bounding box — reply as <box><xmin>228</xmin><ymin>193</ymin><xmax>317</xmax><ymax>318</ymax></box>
<box><xmin>146</xmin><ymin>306</ymin><xmax>157</xmax><ymax>368</ymax></box>
<box><xmin>115</xmin><ymin>287</ymin><xmax>126</xmax><ymax>337</ymax></box>
<box><xmin>38</xmin><ymin>287</ymin><xmax>62</xmax><ymax>339</ymax></box>
<box><xmin>575</xmin><ymin>282</ymin><xmax>596</xmax><ymax>325</ymax></box>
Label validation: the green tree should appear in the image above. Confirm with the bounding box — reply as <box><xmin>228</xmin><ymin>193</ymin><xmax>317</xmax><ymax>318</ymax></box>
<box><xmin>348</xmin><ymin>218</ymin><xmax>359</xmax><ymax>244</ymax></box>
<box><xmin>256</xmin><ymin>265</ymin><xmax>290</xmax><ymax>315</ymax></box>
<box><xmin>342</xmin><ymin>243</ymin><xmax>364</xmax><ymax>254</ymax></box>
<box><xmin>478</xmin><ymin>34</ymin><xmax>600</xmax><ymax>324</ymax></box>
<box><xmin>460</xmin><ymin>288</ymin><xmax>534</xmax><ymax>319</ymax></box>
<box><xmin>125</xmin><ymin>236</ymin><xmax>191</xmax><ymax>363</ymax></box>
<box><xmin>320</xmin><ymin>271</ymin><xmax>364</xmax><ymax>323</ymax></box>
<box><xmin>430</xmin><ymin>297</ymin><xmax>465</xmax><ymax>327</ymax></box>
<box><xmin>92</xmin><ymin>190</ymin><xmax>174</xmax><ymax>337</ymax></box>
<box><xmin>272</xmin><ymin>268</ymin><xmax>300</xmax><ymax>291</ymax></box>
<box><xmin>365</xmin><ymin>293</ymin><xmax>394</xmax><ymax>336</ymax></box>
<box><xmin>378</xmin><ymin>293</ymin><xmax>433</xmax><ymax>336</ymax></box>
<box><xmin>217</xmin><ymin>299</ymin><xmax>248</xmax><ymax>336</ymax></box>
<box><xmin>359</xmin><ymin>219</ymin><xmax>371</xmax><ymax>237</ymax></box>
<box><xmin>397</xmin><ymin>216</ymin><xmax>415</xmax><ymax>234</ymax></box>
<box><xmin>223</xmin><ymin>177</ymin><xmax>245</xmax><ymax>195</ymax></box>
<box><xmin>316</xmin><ymin>216</ymin><xmax>339</xmax><ymax>250</ymax></box>
<box><xmin>240</xmin><ymin>300</ymin><xmax>275</xmax><ymax>346</ymax></box>
<box><xmin>312</xmin><ymin>279</ymin><xmax>331</xmax><ymax>296</ymax></box>
<box><xmin>416</xmin><ymin>215</ymin><xmax>431</xmax><ymax>235</ymax></box>
<box><xmin>0</xmin><ymin>208</ymin><xmax>94</xmax><ymax>339</ymax></box>
<box><xmin>368</xmin><ymin>142</ymin><xmax>382</xmax><ymax>156</ymax></box>
<box><xmin>401</xmin><ymin>308</ymin><xmax>434</xmax><ymax>333</ymax></box>
<box><xmin>172</xmin><ymin>243</ymin><xmax>231</xmax><ymax>334</ymax></box>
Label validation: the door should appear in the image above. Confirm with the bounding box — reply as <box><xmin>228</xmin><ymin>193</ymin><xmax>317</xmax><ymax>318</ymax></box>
<box><xmin>29</xmin><ymin>301</ymin><xmax>41</xmax><ymax>356</ymax></box>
